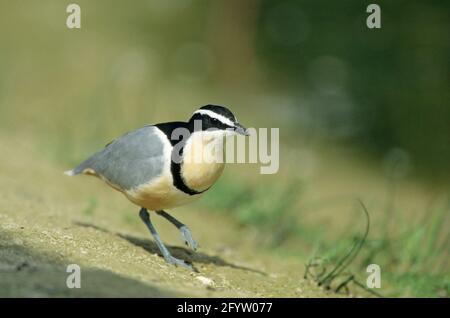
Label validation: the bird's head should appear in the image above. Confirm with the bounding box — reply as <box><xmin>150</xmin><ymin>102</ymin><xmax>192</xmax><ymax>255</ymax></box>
<box><xmin>189</xmin><ymin>104</ymin><xmax>249</xmax><ymax>136</ymax></box>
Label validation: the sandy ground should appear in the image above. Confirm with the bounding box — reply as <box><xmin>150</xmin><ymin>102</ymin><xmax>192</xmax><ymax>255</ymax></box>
<box><xmin>0</xmin><ymin>136</ymin><xmax>330</xmax><ymax>297</ymax></box>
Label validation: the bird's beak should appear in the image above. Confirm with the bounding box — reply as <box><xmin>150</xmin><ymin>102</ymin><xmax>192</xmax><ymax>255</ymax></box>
<box><xmin>234</xmin><ymin>123</ymin><xmax>250</xmax><ymax>136</ymax></box>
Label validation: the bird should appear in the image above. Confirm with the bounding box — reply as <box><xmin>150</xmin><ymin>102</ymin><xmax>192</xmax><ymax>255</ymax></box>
<box><xmin>65</xmin><ymin>104</ymin><xmax>249</xmax><ymax>270</ymax></box>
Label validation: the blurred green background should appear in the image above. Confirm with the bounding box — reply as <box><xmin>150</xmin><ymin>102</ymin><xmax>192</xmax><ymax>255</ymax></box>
<box><xmin>0</xmin><ymin>0</ymin><xmax>448</xmax><ymax>297</ymax></box>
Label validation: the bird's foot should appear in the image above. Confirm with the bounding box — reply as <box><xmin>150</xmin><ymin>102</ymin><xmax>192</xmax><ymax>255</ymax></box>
<box><xmin>179</xmin><ymin>225</ymin><xmax>198</xmax><ymax>251</ymax></box>
<box><xmin>164</xmin><ymin>254</ymin><xmax>195</xmax><ymax>271</ymax></box>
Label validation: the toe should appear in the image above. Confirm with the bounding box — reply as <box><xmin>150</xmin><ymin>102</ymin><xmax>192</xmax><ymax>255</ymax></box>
<box><xmin>164</xmin><ymin>255</ymin><xmax>195</xmax><ymax>271</ymax></box>
<box><xmin>180</xmin><ymin>226</ymin><xmax>198</xmax><ymax>251</ymax></box>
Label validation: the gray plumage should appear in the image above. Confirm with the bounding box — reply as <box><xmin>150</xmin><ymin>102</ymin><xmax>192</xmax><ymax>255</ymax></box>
<box><xmin>65</xmin><ymin>105</ymin><xmax>248</xmax><ymax>271</ymax></box>
<box><xmin>71</xmin><ymin>126</ymin><xmax>165</xmax><ymax>190</ymax></box>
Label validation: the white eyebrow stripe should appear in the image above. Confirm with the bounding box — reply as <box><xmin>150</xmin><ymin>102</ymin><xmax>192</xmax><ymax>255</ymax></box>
<box><xmin>193</xmin><ymin>109</ymin><xmax>235</xmax><ymax>126</ymax></box>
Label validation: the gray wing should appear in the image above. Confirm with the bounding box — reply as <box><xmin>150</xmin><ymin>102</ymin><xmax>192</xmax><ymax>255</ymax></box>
<box><xmin>71</xmin><ymin>126</ymin><xmax>166</xmax><ymax>190</ymax></box>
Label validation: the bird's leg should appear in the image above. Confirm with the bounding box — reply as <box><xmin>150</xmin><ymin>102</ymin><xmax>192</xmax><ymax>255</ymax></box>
<box><xmin>156</xmin><ymin>210</ymin><xmax>198</xmax><ymax>251</ymax></box>
<box><xmin>139</xmin><ymin>208</ymin><xmax>194</xmax><ymax>271</ymax></box>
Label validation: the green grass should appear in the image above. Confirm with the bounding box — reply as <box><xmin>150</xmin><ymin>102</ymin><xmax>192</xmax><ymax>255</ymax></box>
<box><xmin>0</xmin><ymin>0</ymin><xmax>448</xmax><ymax>298</ymax></box>
<box><xmin>201</xmin><ymin>177</ymin><xmax>450</xmax><ymax>297</ymax></box>
<box><xmin>201</xmin><ymin>176</ymin><xmax>307</xmax><ymax>247</ymax></box>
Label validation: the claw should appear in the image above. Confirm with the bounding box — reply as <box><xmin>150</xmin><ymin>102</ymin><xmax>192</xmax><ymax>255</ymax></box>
<box><xmin>164</xmin><ymin>254</ymin><xmax>195</xmax><ymax>271</ymax></box>
<box><xmin>179</xmin><ymin>225</ymin><xmax>198</xmax><ymax>251</ymax></box>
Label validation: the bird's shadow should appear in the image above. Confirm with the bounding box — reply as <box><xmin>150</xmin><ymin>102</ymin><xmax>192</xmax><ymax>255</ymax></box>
<box><xmin>74</xmin><ymin>221</ymin><xmax>266</xmax><ymax>275</ymax></box>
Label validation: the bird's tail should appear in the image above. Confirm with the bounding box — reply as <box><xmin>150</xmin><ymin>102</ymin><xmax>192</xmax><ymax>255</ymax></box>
<box><xmin>64</xmin><ymin>169</ymin><xmax>75</xmax><ymax>176</ymax></box>
<box><xmin>63</xmin><ymin>154</ymin><xmax>99</xmax><ymax>177</ymax></box>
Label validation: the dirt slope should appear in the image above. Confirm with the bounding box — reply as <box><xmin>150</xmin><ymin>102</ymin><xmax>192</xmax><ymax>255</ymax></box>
<box><xmin>0</xmin><ymin>136</ymin><xmax>329</xmax><ymax>297</ymax></box>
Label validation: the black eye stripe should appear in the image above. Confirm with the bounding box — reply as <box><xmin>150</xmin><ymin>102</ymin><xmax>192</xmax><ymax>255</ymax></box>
<box><xmin>199</xmin><ymin>104</ymin><xmax>236</xmax><ymax>122</ymax></box>
<box><xmin>190</xmin><ymin>113</ymin><xmax>236</xmax><ymax>131</ymax></box>
<box><xmin>207</xmin><ymin>116</ymin><xmax>224</xmax><ymax>124</ymax></box>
